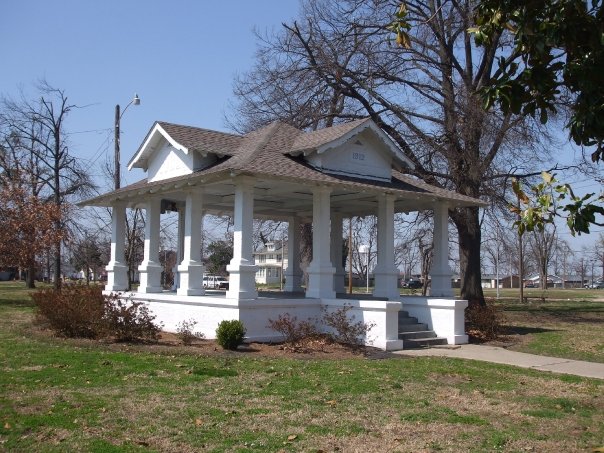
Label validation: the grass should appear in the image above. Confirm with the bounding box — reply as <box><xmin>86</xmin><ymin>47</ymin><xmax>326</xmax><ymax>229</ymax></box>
<box><xmin>491</xmin><ymin>296</ymin><xmax>604</xmax><ymax>363</ymax></box>
<box><xmin>483</xmin><ymin>287</ymin><xmax>604</xmax><ymax>301</ymax></box>
<box><xmin>1</xmin><ymin>282</ymin><xmax>603</xmax><ymax>452</ymax></box>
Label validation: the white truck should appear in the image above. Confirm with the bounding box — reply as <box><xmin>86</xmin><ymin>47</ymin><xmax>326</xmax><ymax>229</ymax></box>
<box><xmin>202</xmin><ymin>275</ymin><xmax>229</xmax><ymax>290</ymax></box>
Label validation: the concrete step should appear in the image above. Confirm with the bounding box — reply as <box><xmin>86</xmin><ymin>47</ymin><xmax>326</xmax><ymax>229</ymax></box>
<box><xmin>403</xmin><ymin>337</ymin><xmax>448</xmax><ymax>349</ymax></box>
<box><xmin>398</xmin><ymin>310</ymin><xmax>409</xmax><ymax>318</ymax></box>
<box><xmin>398</xmin><ymin>315</ymin><xmax>420</xmax><ymax>325</ymax></box>
<box><xmin>397</xmin><ymin>322</ymin><xmax>429</xmax><ymax>332</ymax></box>
<box><xmin>398</xmin><ymin>330</ymin><xmax>438</xmax><ymax>340</ymax></box>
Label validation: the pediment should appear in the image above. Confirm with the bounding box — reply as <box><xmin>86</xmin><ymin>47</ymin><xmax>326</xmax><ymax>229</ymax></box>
<box><xmin>127</xmin><ymin>122</ymin><xmax>228</xmax><ymax>183</ymax></box>
<box><xmin>291</xmin><ymin>120</ymin><xmax>414</xmax><ymax>182</ymax></box>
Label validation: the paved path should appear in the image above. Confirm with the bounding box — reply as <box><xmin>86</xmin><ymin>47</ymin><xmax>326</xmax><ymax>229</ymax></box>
<box><xmin>395</xmin><ymin>344</ymin><xmax>604</xmax><ymax>380</ymax></box>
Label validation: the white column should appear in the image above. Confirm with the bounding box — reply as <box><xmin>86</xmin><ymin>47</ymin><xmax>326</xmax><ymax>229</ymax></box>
<box><xmin>430</xmin><ymin>202</ymin><xmax>453</xmax><ymax>297</ymax></box>
<box><xmin>373</xmin><ymin>195</ymin><xmax>400</xmax><ymax>299</ymax></box>
<box><xmin>284</xmin><ymin>216</ymin><xmax>303</xmax><ymax>292</ymax></box>
<box><xmin>105</xmin><ymin>202</ymin><xmax>128</xmax><ymax>291</ymax></box>
<box><xmin>226</xmin><ymin>179</ymin><xmax>258</xmax><ymax>299</ymax></box>
<box><xmin>306</xmin><ymin>187</ymin><xmax>335</xmax><ymax>299</ymax></box>
<box><xmin>172</xmin><ymin>207</ymin><xmax>185</xmax><ymax>290</ymax></box>
<box><xmin>331</xmin><ymin>211</ymin><xmax>345</xmax><ymax>294</ymax></box>
<box><xmin>177</xmin><ymin>191</ymin><xmax>205</xmax><ymax>296</ymax></box>
<box><xmin>138</xmin><ymin>197</ymin><xmax>162</xmax><ymax>293</ymax></box>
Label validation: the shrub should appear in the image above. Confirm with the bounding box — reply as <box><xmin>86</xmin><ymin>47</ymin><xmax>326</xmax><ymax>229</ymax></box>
<box><xmin>32</xmin><ymin>285</ymin><xmax>162</xmax><ymax>342</ymax></box>
<box><xmin>267</xmin><ymin>313</ymin><xmax>319</xmax><ymax>347</ymax></box>
<box><xmin>31</xmin><ymin>285</ymin><xmax>106</xmax><ymax>338</ymax></box>
<box><xmin>215</xmin><ymin>320</ymin><xmax>246</xmax><ymax>350</ymax></box>
<box><xmin>103</xmin><ymin>296</ymin><xmax>162</xmax><ymax>342</ymax></box>
<box><xmin>176</xmin><ymin>318</ymin><xmax>205</xmax><ymax>345</ymax></box>
<box><xmin>322</xmin><ymin>305</ymin><xmax>375</xmax><ymax>346</ymax></box>
<box><xmin>465</xmin><ymin>300</ymin><xmax>504</xmax><ymax>342</ymax></box>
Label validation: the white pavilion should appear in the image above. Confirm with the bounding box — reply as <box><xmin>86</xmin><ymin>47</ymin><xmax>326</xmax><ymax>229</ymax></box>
<box><xmin>81</xmin><ymin>118</ymin><xmax>484</xmax><ymax>350</ymax></box>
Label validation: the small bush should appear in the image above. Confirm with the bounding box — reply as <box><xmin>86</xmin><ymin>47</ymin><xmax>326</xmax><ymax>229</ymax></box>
<box><xmin>32</xmin><ymin>285</ymin><xmax>161</xmax><ymax>342</ymax></box>
<box><xmin>215</xmin><ymin>320</ymin><xmax>246</xmax><ymax>350</ymax></box>
<box><xmin>176</xmin><ymin>318</ymin><xmax>205</xmax><ymax>345</ymax></box>
<box><xmin>31</xmin><ymin>285</ymin><xmax>106</xmax><ymax>338</ymax></box>
<box><xmin>322</xmin><ymin>305</ymin><xmax>375</xmax><ymax>346</ymax></box>
<box><xmin>465</xmin><ymin>300</ymin><xmax>504</xmax><ymax>342</ymax></box>
<box><xmin>267</xmin><ymin>313</ymin><xmax>319</xmax><ymax>347</ymax></box>
<box><xmin>103</xmin><ymin>296</ymin><xmax>162</xmax><ymax>342</ymax></box>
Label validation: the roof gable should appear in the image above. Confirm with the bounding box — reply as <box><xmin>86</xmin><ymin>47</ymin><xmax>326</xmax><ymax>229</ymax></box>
<box><xmin>128</xmin><ymin>121</ymin><xmax>241</xmax><ymax>171</ymax></box>
<box><xmin>289</xmin><ymin>119</ymin><xmax>414</xmax><ymax>171</ymax></box>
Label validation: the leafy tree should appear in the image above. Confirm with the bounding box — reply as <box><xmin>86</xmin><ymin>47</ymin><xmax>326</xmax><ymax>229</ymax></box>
<box><xmin>472</xmin><ymin>0</ymin><xmax>604</xmax><ymax>161</ymax></box>
<box><xmin>511</xmin><ymin>172</ymin><xmax>603</xmax><ymax>236</ymax></box>
<box><xmin>206</xmin><ymin>240</ymin><xmax>233</xmax><ymax>276</ymax></box>
<box><xmin>471</xmin><ymin>1</ymin><xmax>604</xmax><ymax>234</ymax></box>
<box><xmin>0</xmin><ymin>174</ymin><xmax>65</xmax><ymax>288</ymax></box>
<box><xmin>231</xmin><ymin>0</ymin><xmax>551</xmax><ymax>306</ymax></box>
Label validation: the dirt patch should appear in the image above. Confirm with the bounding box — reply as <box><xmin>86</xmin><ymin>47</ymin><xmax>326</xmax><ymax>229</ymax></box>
<box><xmin>150</xmin><ymin>331</ymin><xmax>398</xmax><ymax>361</ymax></box>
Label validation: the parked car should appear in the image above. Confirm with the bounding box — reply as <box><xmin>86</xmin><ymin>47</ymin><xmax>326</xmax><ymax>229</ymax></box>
<box><xmin>203</xmin><ymin>275</ymin><xmax>229</xmax><ymax>290</ymax></box>
<box><xmin>587</xmin><ymin>281</ymin><xmax>604</xmax><ymax>289</ymax></box>
<box><xmin>524</xmin><ymin>282</ymin><xmax>536</xmax><ymax>288</ymax></box>
<box><xmin>402</xmin><ymin>279</ymin><xmax>422</xmax><ymax>289</ymax></box>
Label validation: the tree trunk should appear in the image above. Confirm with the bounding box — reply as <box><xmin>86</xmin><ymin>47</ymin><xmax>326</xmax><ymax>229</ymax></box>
<box><xmin>300</xmin><ymin>222</ymin><xmax>313</xmax><ymax>287</ymax></box>
<box><xmin>452</xmin><ymin>206</ymin><xmax>485</xmax><ymax>308</ymax></box>
<box><xmin>53</xmin><ymin>239</ymin><xmax>61</xmax><ymax>289</ymax></box>
<box><xmin>25</xmin><ymin>263</ymin><xmax>36</xmax><ymax>289</ymax></box>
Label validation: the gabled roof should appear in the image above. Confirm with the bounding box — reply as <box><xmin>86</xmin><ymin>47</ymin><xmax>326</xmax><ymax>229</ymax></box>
<box><xmin>81</xmin><ymin>118</ymin><xmax>487</xmax><ymax>211</ymax></box>
<box><xmin>289</xmin><ymin>118</ymin><xmax>414</xmax><ymax>170</ymax></box>
<box><xmin>128</xmin><ymin>121</ymin><xmax>242</xmax><ymax>170</ymax></box>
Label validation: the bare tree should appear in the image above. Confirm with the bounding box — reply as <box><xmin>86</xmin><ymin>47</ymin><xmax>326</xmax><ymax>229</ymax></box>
<box><xmin>1</xmin><ymin>81</ymin><xmax>94</xmax><ymax>288</ymax></box>
<box><xmin>594</xmin><ymin>234</ymin><xmax>604</xmax><ymax>281</ymax></box>
<box><xmin>527</xmin><ymin>225</ymin><xmax>558</xmax><ymax>289</ymax></box>
<box><xmin>125</xmin><ymin>208</ymin><xmax>145</xmax><ymax>290</ymax></box>
<box><xmin>573</xmin><ymin>253</ymin><xmax>589</xmax><ymax>288</ymax></box>
<box><xmin>229</xmin><ymin>0</ymin><xmax>552</xmax><ymax>306</ymax></box>
<box><xmin>69</xmin><ymin>230</ymin><xmax>106</xmax><ymax>284</ymax></box>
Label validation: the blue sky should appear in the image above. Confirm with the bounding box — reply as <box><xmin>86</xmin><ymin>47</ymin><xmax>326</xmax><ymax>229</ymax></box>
<box><xmin>1</xmin><ymin>0</ymin><xmax>601</xmax><ymax>253</ymax></box>
<box><xmin>1</xmin><ymin>0</ymin><xmax>299</xmax><ymax>189</ymax></box>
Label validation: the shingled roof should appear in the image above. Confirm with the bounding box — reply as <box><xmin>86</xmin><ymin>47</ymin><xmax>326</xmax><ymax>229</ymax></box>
<box><xmin>83</xmin><ymin>119</ymin><xmax>486</xmax><ymax>210</ymax></box>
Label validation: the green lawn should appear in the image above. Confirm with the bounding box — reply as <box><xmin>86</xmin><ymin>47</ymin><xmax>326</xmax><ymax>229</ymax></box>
<box><xmin>492</xmin><ymin>296</ymin><xmax>604</xmax><ymax>363</ymax></box>
<box><xmin>0</xmin><ymin>282</ymin><xmax>603</xmax><ymax>452</ymax></box>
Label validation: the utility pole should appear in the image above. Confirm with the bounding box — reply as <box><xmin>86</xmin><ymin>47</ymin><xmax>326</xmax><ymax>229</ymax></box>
<box><xmin>114</xmin><ymin>94</ymin><xmax>140</xmax><ymax>190</ymax></box>
<box><xmin>517</xmin><ymin>195</ymin><xmax>524</xmax><ymax>303</ymax></box>
<box><xmin>495</xmin><ymin>225</ymin><xmax>500</xmax><ymax>299</ymax></box>
<box><xmin>348</xmin><ymin>218</ymin><xmax>353</xmax><ymax>294</ymax></box>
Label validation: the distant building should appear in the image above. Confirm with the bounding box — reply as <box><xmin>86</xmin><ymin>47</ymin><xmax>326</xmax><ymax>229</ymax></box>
<box><xmin>253</xmin><ymin>241</ymin><xmax>288</xmax><ymax>285</ymax></box>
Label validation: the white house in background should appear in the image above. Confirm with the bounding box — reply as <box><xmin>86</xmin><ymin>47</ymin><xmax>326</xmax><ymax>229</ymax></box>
<box><xmin>80</xmin><ymin>118</ymin><xmax>487</xmax><ymax>350</ymax></box>
<box><xmin>526</xmin><ymin>274</ymin><xmax>564</xmax><ymax>288</ymax></box>
<box><xmin>254</xmin><ymin>241</ymin><xmax>288</xmax><ymax>285</ymax></box>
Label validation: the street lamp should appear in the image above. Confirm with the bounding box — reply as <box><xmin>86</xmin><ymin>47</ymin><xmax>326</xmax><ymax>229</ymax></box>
<box><xmin>359</xmin><ymin>244</ymin><xmax>369</xmax><ymax>293</ymax></box>
<box><xmin>114</xmin><ymin>93</ymin><xmax>141</xmax><ymax>190</ymax></box>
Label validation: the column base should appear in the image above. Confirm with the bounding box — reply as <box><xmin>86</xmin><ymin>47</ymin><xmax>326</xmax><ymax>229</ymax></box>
<box><xmin>138</xmin><ymin>262</ymin><xmax>163</xmax><ymax>293</ymax></box>
<box><xmin>333</xmin><ymin>270</ymin><xmax>346</xmax><ymax>294</ymax></box>
<box><xmin>226</xmin><ymin>263</ymin><xmax>258</xmax><ymax>300</ymax></box>
<box><xmin>176</xmin><ymin>262</ymin><xmax>205</xmax><ymax>296</ymax></box>
<box><xmin>429</xmin><ymin>273</ymin><xmax>453</xmax><ymax>297</ymax></box>
<box><xmin>284</xmin><ymin>272</ymin><xmax>303</xmax><ymax>292</ymax></box>
<box><xmin>306</xmin><ymin>265</ymin><xmax>336</xmax><ymax>299</ymax></box>
<box><xmin>105</xmin><ymin>262</ymin><xmax>128</xmax><ymax>292</ymax></box>
<box><xmin>373</xmin><ymin>268</ymin><xmax>401</xmax><ymax>300</ymax></box>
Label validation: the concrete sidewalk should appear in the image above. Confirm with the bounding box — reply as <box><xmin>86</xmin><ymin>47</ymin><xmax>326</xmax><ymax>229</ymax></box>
<box><xmin>395</xmin><ymin>344</ymin><xmax>604</xmax><ymax>380</ymax></box>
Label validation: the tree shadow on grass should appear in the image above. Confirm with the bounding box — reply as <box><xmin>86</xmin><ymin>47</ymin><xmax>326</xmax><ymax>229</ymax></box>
<box><xmin>502</xmin><ymin>325</ymin><xmax>560</xmax><ymax>336</ymax></box>
<box><xmin>0</xmin><ymin>296</ymin><xmax>35</xmax><ymax>309</ymax></box>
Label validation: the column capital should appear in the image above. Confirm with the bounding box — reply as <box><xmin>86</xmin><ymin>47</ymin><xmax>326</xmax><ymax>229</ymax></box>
<box><xmin>432</xmin><ymin>200</ymin><xmax>451</xmax><ymax>212</ymax></box>
<box><xmin>110</xmin><ymin>200</ymin><xmax>127</xmax><ymax>209</ymax></box>
<box><xmin>232</xmin><ymin>175</ymin><xmax>256</xmax><ymax>187</ymax></box>
<box><xmin>312</xmin><ymin>185</ymin><xmax>332</xmax><ymax>196</ymax></box>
